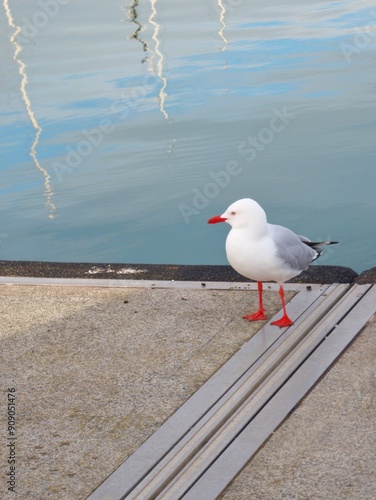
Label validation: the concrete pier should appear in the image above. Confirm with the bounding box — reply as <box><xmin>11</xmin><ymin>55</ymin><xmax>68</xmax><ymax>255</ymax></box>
<box><xmin>0</xmin><ymin>262</ymin><xmax>375</xmax><ymax>499</ymax></box>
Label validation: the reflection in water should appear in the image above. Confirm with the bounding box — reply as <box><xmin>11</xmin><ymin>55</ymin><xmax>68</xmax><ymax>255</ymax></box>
<box><xmin>0</xmin><ymin>1</ymin><xmax>374</xmax><ymax>272</ymax></box>
<box><xmin>3</xmin><ymin>0</ymin><xmax>56</xmax><ymax>219</ymax></box>
<box><xmin>149</xmin><ymin>0</ymin><xmax>172</xmax><ymax>122</ymax></box>
<box><xmin>129</xmin><ymin>0</ymin><xmax>148</xmax><ymax>63</ymax></box>
<box><xmin>165</xmin><ymin>137</ymin><xmax>176</xmax><ymax>173</ymax></box>
<box><xmin>217</xmin><ymin>0</ymin><xmax>228</xmax><ymax>51</ymax></box>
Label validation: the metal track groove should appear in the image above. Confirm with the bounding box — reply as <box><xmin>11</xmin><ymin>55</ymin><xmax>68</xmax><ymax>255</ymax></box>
<box><xmin>88</xmin><ymin>284</ymin><xmax>376</xmax><ymax>500</ymax></box>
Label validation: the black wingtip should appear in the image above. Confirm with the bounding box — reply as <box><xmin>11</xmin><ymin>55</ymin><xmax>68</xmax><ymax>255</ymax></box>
<box><xmin>305</xmin><ymin>240</ymin><xmax>338</xmax><ymax>248</ymax></box>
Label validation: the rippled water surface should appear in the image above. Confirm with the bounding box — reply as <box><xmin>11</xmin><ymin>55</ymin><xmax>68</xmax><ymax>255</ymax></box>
<box><xmin>1</xmin><ymin>0</ymin><xmax>376</xmax><ymax>272</ymax></box>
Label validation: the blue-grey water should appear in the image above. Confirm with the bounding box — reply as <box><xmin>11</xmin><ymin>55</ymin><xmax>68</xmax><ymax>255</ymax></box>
<box><xmin>1</xmin><ymin>0</ymin><xmax>375</xmax><ymax>272</ymax></box>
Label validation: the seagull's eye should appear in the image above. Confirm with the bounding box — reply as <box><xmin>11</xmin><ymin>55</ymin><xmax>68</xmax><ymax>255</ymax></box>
<box><xmin>231</xmin><ymin>211</ymin><xmax>236</xmax><ymax>216</ymax></box>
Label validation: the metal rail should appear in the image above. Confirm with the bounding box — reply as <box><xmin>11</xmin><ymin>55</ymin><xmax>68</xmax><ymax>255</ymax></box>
<box><xmin>87</xmin><ymin>283</ymin><xmax>376</xmax><ymax>499</ymax></box>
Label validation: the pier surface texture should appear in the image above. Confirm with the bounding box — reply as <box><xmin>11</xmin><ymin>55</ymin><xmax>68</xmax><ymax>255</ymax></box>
<box><xmin>0</xmin><ymin>262</ymin><xmax>375</xmax><ymax>500</ymax></box>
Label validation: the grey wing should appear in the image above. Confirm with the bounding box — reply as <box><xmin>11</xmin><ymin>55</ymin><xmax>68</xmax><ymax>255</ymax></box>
<box><xmin>269</xmin><ymin>224</ymin><xmax>318</xmax><ymax>271</ymax></box>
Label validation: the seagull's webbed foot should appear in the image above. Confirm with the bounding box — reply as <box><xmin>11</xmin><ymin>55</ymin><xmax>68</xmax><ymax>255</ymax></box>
<box><xmin>242</xmin><ymin>309</ymin><xmax>267</xmax><ymax>321</ymax></box>
<box><xmin>243</xmin><ymin>281</ymin><xmax>267</xmax><ymax>321</ymax></box>
<box><xmin>271</xmin><ymin>314</ymin><xmax>293</xmax><ymax>327</ymax></box>
<box><xmin>271</xmin><ymin>285</ymin><xmax>294</xmax><ymax>327</ymax></box>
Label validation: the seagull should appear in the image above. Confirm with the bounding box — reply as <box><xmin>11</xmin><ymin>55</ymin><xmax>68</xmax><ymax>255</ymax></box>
<box><xmin>208</xmin><ymin>198</ymin><xmax>337</xmax><ymax>327</ymax></box>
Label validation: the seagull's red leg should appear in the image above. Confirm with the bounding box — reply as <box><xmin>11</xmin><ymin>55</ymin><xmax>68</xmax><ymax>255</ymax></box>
<box><xmin>271</xmin><ymin>285</ymin><xmax>294</xmax><ymax>327</ymax></box>
<box><xmin>243</xmin><ymin>281</ymin><xmax>267</xmax><ymax>321</ymax></box>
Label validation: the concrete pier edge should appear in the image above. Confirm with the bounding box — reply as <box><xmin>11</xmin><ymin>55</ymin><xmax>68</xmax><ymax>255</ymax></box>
<box><xmin>1</xmin><ymin>260</ymin><xmax>374</xmax><ymax>283</ymax></box>
<box><xmin>1</xmin><ymin>261</ymin><xmax>375</xmax><ymax>499</ymax></box>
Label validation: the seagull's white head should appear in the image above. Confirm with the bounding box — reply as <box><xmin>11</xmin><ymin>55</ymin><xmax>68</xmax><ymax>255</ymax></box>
<box><xmin>208</xmin><ymin>198</ymin><xmax>267</xmax><ymax>234</ymax></box>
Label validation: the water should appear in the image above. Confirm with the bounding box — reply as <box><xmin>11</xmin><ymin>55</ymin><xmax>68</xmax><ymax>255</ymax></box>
<box><xmin>1</xmin><ymin>0</ymin><xmax>376</xmax><ymax>273</ymax></box>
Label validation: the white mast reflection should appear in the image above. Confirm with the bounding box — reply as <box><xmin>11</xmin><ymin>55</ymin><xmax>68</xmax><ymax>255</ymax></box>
<box><xmin>3</xmin><ymin>0</ymin><xmax>56</xmax><ymax>219</ymax></box>
<box><xmin>217</xmin><ymin>0</ymin><xmax>228</xmax><ymax>51</ymax></box>
<box><xmin>149</xmin><ymin>0</ymin><xmax>172</xmax><ymax>122</ymax></box>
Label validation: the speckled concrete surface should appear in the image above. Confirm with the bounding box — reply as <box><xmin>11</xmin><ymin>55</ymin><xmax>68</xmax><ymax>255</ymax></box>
<box><xmin>0</xmin><ymin>284</ymin><xmax>290</xmax><ymax>499</ymax></box>
<box><xmin>221</xmin><ymin>315</ymin><xmax>376</xmax><ymax>500</ymax></box>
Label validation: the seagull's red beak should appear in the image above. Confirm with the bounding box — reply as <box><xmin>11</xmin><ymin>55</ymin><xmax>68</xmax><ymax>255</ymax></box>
<box><xmin>208</xmin><ymin>215</ymin><xmax>227</xmax><ymax>224</ymax></box>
